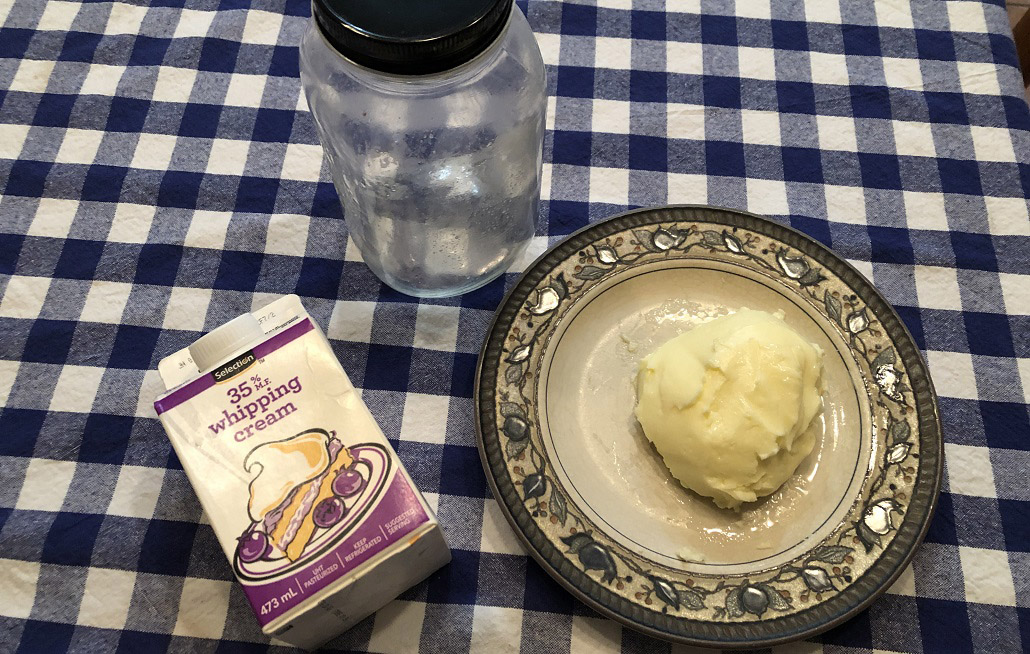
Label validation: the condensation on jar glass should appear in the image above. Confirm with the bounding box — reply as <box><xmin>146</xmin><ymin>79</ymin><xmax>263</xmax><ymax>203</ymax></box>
<box><xmin>299</xmin><ymin>0</ymin><xmax>546</xmax><ymax>297</ymax></box>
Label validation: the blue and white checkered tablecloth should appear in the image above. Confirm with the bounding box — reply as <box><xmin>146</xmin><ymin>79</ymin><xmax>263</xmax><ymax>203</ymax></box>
<box><xmin>0</xmin><ymin>0</ymin><xmax>1027</xmax><ymax>652</ymax></box>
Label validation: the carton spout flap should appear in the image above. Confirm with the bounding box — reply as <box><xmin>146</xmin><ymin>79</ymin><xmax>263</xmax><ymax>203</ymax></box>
<box><xmin>158</xmin><ymin>295</ymin><xmax>309</xmax><ymax>390</ymax></box>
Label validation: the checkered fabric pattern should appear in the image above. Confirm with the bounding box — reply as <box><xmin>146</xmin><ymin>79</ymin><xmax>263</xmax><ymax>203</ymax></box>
<box><xmin>0</xmin><ymin>0</ymin><xmax>1027</xmax><ymax>651</ymax></box>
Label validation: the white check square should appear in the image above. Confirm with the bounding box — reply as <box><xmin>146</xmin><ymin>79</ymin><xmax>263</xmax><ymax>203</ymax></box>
<box><xmin>368</xmin><ymin>601</ymin><xmax>427</xmax><ymax>654</ymax></box>
<box><xmin>741</xmin><ymin>109</ymin><xmax>782</xmax><ymax>146</ymax></box>
<box><xmin>956</xmin><ymin>61</ymin><xmax>1000</xmax><ymax>96</ymax></box>
<box><xmin>50</xmin><ymin>365</ymin><xmax>105</xmax><ymax>413</ymax></box>
<box><xmin>816</xmin><ymin>115</ymin><xmax>858</xmax><ymax>152</ymax></box>
<box><xmin>745</xmin><ymin>178</ymin><xmax>789</xmax><ymax>215</ymax></box>
<box><xmin>107</xmin><ymin>465</ymin><xmax>165</xmax><ymax>519</ymax></box>
<box><xmin>29</xmin><ymin>198</ymin><xmax>78</xmax><ymax>238</ymax></box>
<box><xmin>0</xmin><ymin>360</ymin><xmax>19</xmax><ymax>407</ymax></box>
<box><xmin>281</xmin><ymin>143</ymin><xmax>324</xmax><ymax>182</ymax></box>
<box><xmin>479</xmin><ymin>499</ymin><xmax>525</xmax><ymax>556</ymax></box>
<box><xmin>328</xmin><ymin>300</ymin><xmax>376</xmax><ymax>342</ymax></box>
<box><xmin>162</xmin><ymin>286</ymin><xmax>213</xmax><ymax>331</ymax></box>
<box><xmin>666</xmin><ymin>0</ymin><xmax>700</xmax><ymax>12</ymax></box>
<box><xmin>77</xmin><ymin>567</ymin><xmax>136</xmax><ymax>629</ymax></box>
<box><xmin>225</xmin><ymin>73</ymin><xmax>267</xmax><ymax>108</ymax></box>
<box><xmin>4</xmin><ymin>558</ymin><xmax>41</xmax><ymax>619</ymax></box>
<box><xmin>16</xmin><ymin>458</ymin><xmax>78</xmax><ymax>512</ymax></box>
<box><xmin>264</xmin><ymin>214</ymin><xmax>310</xmax><ymax>257</ymax></box>
<box><xmin>401</xmin><ymin>393</ymin><xmax>450</xmax><ymax>445</ymax></box>
<box><xmin>206</xmin><ymin>138</ymin><xmax>251</xmax><ymax>176</ymax></box>
<box><xmin>412</xmin><ymin>304</ymin><xmax>460</xmax><ymax>351</ymax></box>
<box><xmin>174</xmin><ymin>9</ymin><xmax>214</xmax><ymax>38</ymax></box>
<box><xmin>37</xmin><ymin>1</ymin><xmax>80</xmax><ymax>31</ymax></box>
<box><xmin>105</xmin><ymin>2</ymin><xmax>147</xmax><ymax>35</ymax></box>
<box><xmin>173</xmin><ymin>577</ymin><xmax>232</xmax><ymax>639</ymax></box>
<box><xmin>343</xmin><ymin>235</ymin><xmax>364</xmax><ymax>262</ymax></box>
<box><xmin>107</xmin><ymin>203</ymin><xmax>156</xmax><ymax>244</ymax></box>
<box><xmin>9</xmin><ymin>59</ymin><xmax>55</xmax><ymax>93</ymax></box>
<box><xmin>540</xmin><ymin>161</ymin><xmax>552</xmax><ymax>202</ymax></box>
<box><xmin>242</xmin><ymin>9</ymin><xmax>283</xmax><ymax>45</ymax></box>
<box><xmin>913</xmin><ymin>265</ymin><xmax>962</xmax><ymax>311</ymax></box>
<box><xmin>892</xmin><ymin>120</ymin><xmax>936</xmax><ymax>157</ymax></box>
<box><xmin>984</xmin><ymin>196</ymin><xmax>1030</xmax><ymax>237</ymax></box>
<box><xmin>999</xmin><ymin>272</ymin><xmax>1030</xmax><ymax>315</ymax></box>
<box><xmin>470</xmin><ymin>606</ymin><xmax>522</xmax><ymax>653</ymax></box>
<box><xmin>875</xmin><ymin>1</ymin><xmax>914</xmax><ymax>29</ymax></box>
<box><xmin>736</xmin><ymin>46</ymin><xmax>777</xmax><ymax>81</ymax></box>
<box><xmin>534</xmin><ymin>32</ymin><xmax>561</xmax><ymax>66</ymax></box>
<box><xmin>666</xmin><ymin>103</ymin><xmax>705</xmax><ymax>140</ymax></box>
<box><xmin>926</xmin><ymin>350</ymin><xmax>977</xmax><ymax>400</ymax></box>
<box><xmin>0</xmin><ymin>124</ymin><xmax>30</xmax><ymax>160</ymax></box>
<box><xmin>152</xmin><ymin>66</ymin><xmax>197</xmax><ymax>103</ymax></box>
<box><xmin>882</xmin><ymin>57</ymin><xmax>922</xmax><ymax>90</ymax></box>
<box><xmin>804</xmin><ymin>2</ymin><xmax>840</xmax><ymax>24</ymax></box>
<box><xmin>131</xmin><ymin>132</ymin><xmax>179</xmax><ymax>170</ymax></box>
<box><xmin>1019</xmin><ymin>359</ymin><xmax>1030</xmax><ymax>404</ymax></box>
<box><xmin>421</xmin><ymin>491</ymin><xmax>440</xmax><ymax>515</ymax></box>
<box><xmin>667</xmin><ymin>173</ymin><xmax>708</xmax><ymax>204</ymax></box>
<box><xmin>590</xmin><ymin>167</ymin><xmax>629</xmax><ymax>205</ymax></box>
<box><xmin>183</xmin><ymin>209</ymin><xmax>233</xmax><ymax>250</ymax></box>
<box><xmin>736</xmin><ymin>1</ymin><xmax>771</xmax><ymax>19</ymax></box>
<box><xmin>80</xmin><ymin>280</ymin><xmax>132</xmax><ymax>324</ymax></box>
<box><xmin>824</xmin><ymin>185</ymin><xmax>867</xmax><ymax>225</ymax></box>
<box><xmin>969</xmin><ymin>125</ymin><xmax>1016</xmax><ymax>163</ymax></box>
<box><xmin>0</xmin><ymin>276</ymin><xmax>51</xmax><ymax>319</ymax></box>
<box><xmin>902</xmin><ymin>191</ymin><xmax>949</xmax><ymax>231</ymax></box>
<box><xmin>808</xmin><ymin>51</ymin><xmax>849</xmax><ymax>86</ymax></box>
<box><xmin>80</xmin><ymin>64</ymin><xmax>125</xmax><ymax>96</ymax></box>
<box><xmin>571</xmin><ymin>615</ymin><xmax>622</xmax><ymax>654</ymax></box>
<box><xmin>945</xmin><ymin>443</ymin><xmax>996</xmax><ymax>498</ymax></box>
<box><xmin>886</xmin><ymin>562</ymin><xmax>917</xmax><ymax>597</ymax></box>
<box><xmin>666</xmin><ymin>41</ymin><xmax>702</xmax><ymax>75</ymax></box>
<box><xmin>55</xmin><ymin>128</ymin><xmax>104</xmax><ymax>165</ymax></box>
<box><xmin>591</xmin><ymin>99</ymin><xmax>631</xmax><ymax>135</ymax></box>
<box><xmin>958</xmin><ymin>547</ymin><xmax>1017</xmax><ymax>606</ymax></box>
<box><xmin>946</xmin><ymin>1</ymin><xmax>988</xmax><ymax>33</ymax></box>
<box><xmin>594</xmin><ymin>37</ymin><xmax>632</xmax><ymax>71</ymax></box>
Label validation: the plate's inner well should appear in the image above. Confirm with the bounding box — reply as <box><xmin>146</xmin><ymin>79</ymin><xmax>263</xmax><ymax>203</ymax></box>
<box><xmin>540</xmin><ymin>260</ymin><xmax>874</xmax><ymax>573</ymax></box>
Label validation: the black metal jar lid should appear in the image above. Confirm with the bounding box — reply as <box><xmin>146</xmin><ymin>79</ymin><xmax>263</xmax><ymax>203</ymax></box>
<box><xmin>311</xmin><ymin>0</ymin><xmax>514</xmax><ymax>75</ymax></box>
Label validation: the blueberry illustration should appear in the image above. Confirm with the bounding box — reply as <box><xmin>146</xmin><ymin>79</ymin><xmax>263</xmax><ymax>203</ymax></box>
<box><xmin>332</xmin><ymin>466</ymin><xmax>366</xmax><ymax>498</ymax></box>
<box><xmin>313</xmin><ymin>497</ymin><xmax>347</xmax><ymax>528</ymax></box>
<box><xmin>237</xmin><ymin>529</ymin><xmax>269</xmax><ymax>564</ymax></box>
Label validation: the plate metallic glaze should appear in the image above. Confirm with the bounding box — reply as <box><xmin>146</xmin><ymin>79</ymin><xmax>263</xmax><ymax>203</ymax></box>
<box><xmin>475</xmin><ymin>206</ymin><xmax>942</xmax><ymax>648</ymax></box>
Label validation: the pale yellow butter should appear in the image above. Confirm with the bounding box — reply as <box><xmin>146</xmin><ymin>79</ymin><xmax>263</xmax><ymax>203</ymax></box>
<box><xmin>634</xmin><ymin>309</ymin><xmax>824</xmax><ymax>510</ymax></box>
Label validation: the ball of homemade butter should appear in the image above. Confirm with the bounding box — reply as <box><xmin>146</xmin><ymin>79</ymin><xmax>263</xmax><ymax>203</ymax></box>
<box><xmin>634</xmin><ymin>309</ymin><xmax>824</xmax><ymax>510</ymax></box>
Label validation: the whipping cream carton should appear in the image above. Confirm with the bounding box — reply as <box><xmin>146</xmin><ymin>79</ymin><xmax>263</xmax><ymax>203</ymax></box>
<box><xmin>154</xmin><ymin>295</ymin><xmax>450</xmax><ymax>649</ymax></box>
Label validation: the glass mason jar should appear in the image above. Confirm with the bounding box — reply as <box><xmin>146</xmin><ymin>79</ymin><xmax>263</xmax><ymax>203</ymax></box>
<box><xmin>299</xmin><ymin>0</ymin><xmax>546</xmax><ymax>297</ymax></box>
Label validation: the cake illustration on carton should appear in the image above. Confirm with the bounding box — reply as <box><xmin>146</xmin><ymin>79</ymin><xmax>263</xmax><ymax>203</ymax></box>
<box><xmin>154</xmin><ymin>296</ymin><xmax>450</xmax><ymax>650</ymax></box>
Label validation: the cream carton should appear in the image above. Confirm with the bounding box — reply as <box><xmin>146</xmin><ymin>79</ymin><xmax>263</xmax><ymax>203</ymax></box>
<box><xmin>154</xmin><ymin>295</ymin><xmax>450</xmax><ymax>649</ymax></box>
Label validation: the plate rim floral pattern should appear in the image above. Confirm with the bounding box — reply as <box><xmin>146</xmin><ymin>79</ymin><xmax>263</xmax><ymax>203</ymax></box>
<box><xmin>474</xmin><ymin>206</ymin><xmax>943</xmax><ymax>648</ymax></box>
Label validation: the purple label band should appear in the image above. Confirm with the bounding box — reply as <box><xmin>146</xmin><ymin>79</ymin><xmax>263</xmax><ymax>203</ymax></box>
<box><xmin>154</xmin><ymin>319</ymin><xmax>314</xmax><ymax>415</ymax></box>
<box><xmin>243</xmin><ymin>472</ymin><xmax>430</xmax><ymax>627</ymax></box>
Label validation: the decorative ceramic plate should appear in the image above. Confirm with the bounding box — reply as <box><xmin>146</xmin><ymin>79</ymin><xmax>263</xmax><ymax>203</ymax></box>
<box><xmin>475</xmin><ymin>206</ymin><xmax>942</xmax><ymax>648</ymax></box>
